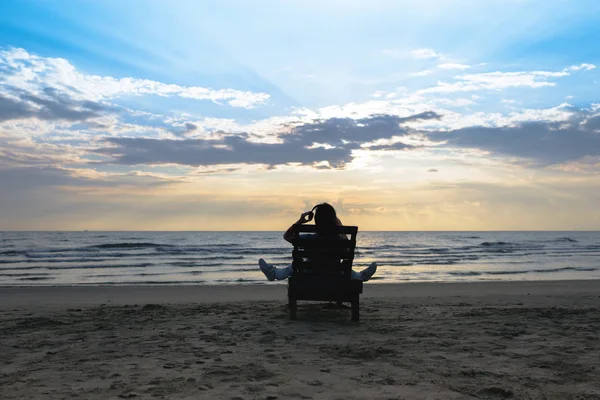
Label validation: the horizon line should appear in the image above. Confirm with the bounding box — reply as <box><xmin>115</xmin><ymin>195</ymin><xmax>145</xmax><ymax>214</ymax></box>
<box><xmin>1</xmin><ymin>230</ymin><xmax>599</xmax><ymax>233</ymax></box>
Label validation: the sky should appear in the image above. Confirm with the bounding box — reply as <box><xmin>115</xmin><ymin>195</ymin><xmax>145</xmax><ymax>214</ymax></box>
<box><xmin>1</xmin><ymin>0</ymin><xmax>600</xmax><ymax>231</ymax></box>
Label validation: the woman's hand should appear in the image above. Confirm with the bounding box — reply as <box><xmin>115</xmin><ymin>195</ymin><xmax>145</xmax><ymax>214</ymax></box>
<box><xmin>298</xmin><ymin>211</ymin><xmax>314</xmax><ymax>224</ymax></box>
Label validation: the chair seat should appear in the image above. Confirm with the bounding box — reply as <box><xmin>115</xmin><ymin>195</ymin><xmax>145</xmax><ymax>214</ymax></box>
<box><xmin>288</xmin><ymin>275</ymin><xmax>362</xmax><ymax>295</ymax></box>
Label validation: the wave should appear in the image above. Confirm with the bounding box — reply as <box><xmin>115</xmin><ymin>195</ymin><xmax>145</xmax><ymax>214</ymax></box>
<box><xmin>17</xmin><ymin>276</ymin><xmax>55</xmax><ymax>281</ymax></box>
<box><xmin>87</xmin><ymin>242</ymin><xmax>175</xmax><ymax>250</ymax></box>
<box><xmin>89</xmin><ymin>266</ymin><xmax>262</xmax><ymax>279</ymax></box>
<box><xmin>361</xmin><ymin>244</ymin><xmax>416</xmax><ymax>251</ymax></box>
<box><xmin>0</xmin><ymin>272</ymin><xmax>52</xmax><ymax>277</ymax></box>
<box><xmin>0</xmin><ymin>250</ymin><xmax>25</xmax><ymax>256</ymax></box>
<box><xmin>200</xmin><ymin>243</ymin><xmax>241</xmax><ymax>248</ymax></box>
<box><xmin>92</xmin><ymin>272</ymin><xmax>172</xmax><ymax>278</ymax></box>
<box><xmin>448</xmin><ymin>271</ymin><xmax>482</xmax><ymax>276</ymax></box>
<box><xmin>449</xmin><ymin>266</ymin><xmax>597</xmax><ymax>277</ymax></box>
<box><xmin>0</xmin><ymin>260</ymin><xmax>255</xmax><ymax>271</ymax></box>
<box><xmin>167</xmin><ymin>261</ymin><xmax>224</xmax><ymax>268</ymax></box>
<box><xmin>186</xmin><ymin>255</ymin><xmax>244</xmax><ymax>260</ymax></box>
<box><xmin>77</xmin><ymin>280</ymin><xmax>208</xmax><ymax>285</ymax></box>
<box><xmin>555</xmin><ymin>237</ymin><xmax>578</xmax><ymax>243</ymax></box>
<box><xmin>480</xmin><ymin>241</ymin><xmax>511</xmax><ymax>247</ymax></box>
<box><xmin>0</xmin><ymin>254</ymin><xmax>249</xmax><ymax>265</ymax></box>
<box><xmin>0</xmin><ymin>263</ymin><xmax>154</xmax><ymax>271</ymax></box>
<box><xmin>227</xmin><ymin>248</ymin><xmax>289</xmax><ymax>255</ymax></box>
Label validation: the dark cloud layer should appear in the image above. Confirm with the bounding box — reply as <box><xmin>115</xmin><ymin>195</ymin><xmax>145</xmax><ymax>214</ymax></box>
<box><xmin>0</xmin><ymin>86</ymin><xmax>108</xmax><ymax>122</ymax></box>
<box><xmin>282</xmin><ymin>112</ymin><xmax>440</xmax><ymax>147</ymax></box>
<box><xmin>429</xmin><ymin>118</ymin><xmax>600</xmax><ymax>165</ymax></box>
<box><xmin>95</xmin><ymin>113</ymin><xmax>440</xmax><ymax>168</ymax></box>
<box><xmin>96</xmin><ymin>135</ymin><xmax>354</xmax><ymax>168</ymax></box>
<box><xmin>93</xmin><ymin>110</ymin><xmax>600</xmax><ymax>168</ymax></box>
<box><xmin>0</xmin><ymin>166</ymin><xmax>178</xmax><ymax>194</ymax></box>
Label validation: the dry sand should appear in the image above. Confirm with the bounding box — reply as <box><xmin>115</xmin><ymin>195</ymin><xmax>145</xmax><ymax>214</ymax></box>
<box><xmin>1</xmin><ymin>281</ymin><xmax>600</xmax><ymax>399</ymax></box>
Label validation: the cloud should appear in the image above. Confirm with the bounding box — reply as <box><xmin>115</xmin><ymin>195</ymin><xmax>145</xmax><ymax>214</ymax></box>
<box><xmin>438</xmin><ymin>63</ymin><xmax>471</xmax><ymax>70</ymax></box>
<box><xmin>169</xmin><ymin>121</ymin><xmax>198</xmax><ymax>137</ymax></box>
<box><xmin>583</xmin><ymin>114</ymin><xmax>600</xmax><ymax>132</ymax></box>
<box><xmin>0</xmin><ymin>166</ymin><xmax>91</xmax><ymax>191</ymax></box>
<box><xmin>98</xmin><ymin>106</ymin><xmax>600</xmax><ymax>170</ymax></box>
<box><xmin>410</xmin><ymin>70</ymin><xmax>434</xmax><ymax>77</ymax></box>
<box><xmin>551</xmin><ymin>156</ymin><xmax>600</xmax><ymax>174</ymax></box>
<box><xmin>95</xmin><ymin>135</ymin><xmax>354</xmax><ymax>168</ymax></box>
<box><xmin>419</xmin><ymin>71</ymin><xmax>565</xmax><ymax>94</ymax></box>
<box><xmin>411</xmin><ymin>48</ymin><xmax>446</xmax><ymax>60</ymax></box>
<box><xmin>382</xmin><ymin>48</ymin><xmax>448</xmax><ymax>61</ymax></box>
<box><xmin>93</xmin><ymin>112</ymin><xmax>442</xmax><ymax>168</ymax></box>
<box><xmin>419</xmin><ymin>63</ymin><xmax>595</xmax><ymax>94</ymax></box>
<box><xmin>0</xmin><ymin>48</ymin><xmax>270</xmax><ymax>109</ymax></box>
<box><xmin>0</xmin><ymin>165</ymin><xmax>180</xmax><ymax>193</ymax></box>
<box><xmin>285</xmin><ymin>112</ymin><xmax>440</xmax><ymax>146</ymax></box>
<box><xmin>0</xmin><ymin>93</ymin><xmax>32</xmax><ymax>122</ymax></box>
<box><xmin>0</xmin><ymin>86</ymin><xmax>109</xmax><ymax>122</ymax></box>
<box><xmin>567</xmin><ymin>63</ymin><xmax>596</xmax><ymax>71</ymax></box>
<box><xmin>425</xmin><ymin>114</ymin><xmax>600</xmax><ymax>165</ymax></box>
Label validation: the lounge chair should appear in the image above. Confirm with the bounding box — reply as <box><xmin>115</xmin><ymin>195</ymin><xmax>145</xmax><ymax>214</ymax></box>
<box><xmin>287</xmin><ymin>224</ymin><xmax>362</xmax><ymax>322</ymax></box>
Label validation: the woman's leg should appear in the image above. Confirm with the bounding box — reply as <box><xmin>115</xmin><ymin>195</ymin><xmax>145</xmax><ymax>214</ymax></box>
<box><xmin>275</xmin><ymin>264</ymin><xmax>293</xmax><ymax>280</ymax></box>
<box><xmin>259</xmin><ymin>259</ymin><xmax>292</xmax><ymax>281</ymax></box>
<box><xmin>350</xmin><ymin>270</ymin><xmax>362</xmax><ymax>280</ymax></box>
<box><xmin>260</xmin><ymin>259</ymin><xmax>376</xmax><ymax>282</ymax></box>
<box><xmin>351</xmin><ymin>262</ymin><xmax>377</xmax><ymax>281</ymax></box>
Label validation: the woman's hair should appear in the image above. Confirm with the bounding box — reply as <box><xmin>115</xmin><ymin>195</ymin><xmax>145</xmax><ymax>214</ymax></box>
<box><xmin>313</xmin><ymin>203</ymin><xmax>338</xmax><ymax>236</ymax></box>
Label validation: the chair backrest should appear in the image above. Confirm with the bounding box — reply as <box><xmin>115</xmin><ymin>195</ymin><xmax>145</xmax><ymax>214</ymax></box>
<box><xmin>291</xmin><ymin>224</ymin><xmax>358</xmax><ymax>279</ymax></box>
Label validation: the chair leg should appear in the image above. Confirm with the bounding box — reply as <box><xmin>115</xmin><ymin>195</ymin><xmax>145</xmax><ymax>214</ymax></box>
<box><xmin>289</xmin><ymin>297</ymin><xmax>297</xmax><ymax>320</ymax></box>
<box><xmin>351</xmin><ymin>296</ymin><xmax>359</xmax><ymax>322</ymax></box>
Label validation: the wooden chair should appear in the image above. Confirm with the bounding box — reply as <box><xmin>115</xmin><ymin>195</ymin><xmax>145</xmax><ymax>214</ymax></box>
<box><xmin>287</xmin><ymin>224</ymin><xmax>362</xmax><ymax>322</ymax></box>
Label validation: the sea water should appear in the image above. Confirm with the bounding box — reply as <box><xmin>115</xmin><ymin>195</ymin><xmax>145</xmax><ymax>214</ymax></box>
<box><xmin>1</xmin><ymin>231</ymin><xmax>599</xmax><ymax>285</ymax></box>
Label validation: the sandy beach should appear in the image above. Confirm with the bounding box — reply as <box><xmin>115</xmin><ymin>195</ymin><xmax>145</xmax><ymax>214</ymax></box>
<box><xmin>1</xmin><ymin>280</ymin><xmax>600</xmax><ymax>399</ymax></box>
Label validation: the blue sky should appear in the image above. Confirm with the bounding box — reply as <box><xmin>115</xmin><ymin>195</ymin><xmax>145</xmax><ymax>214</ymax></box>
<box><xmin>1</xmin><ymin>0</ymin><xmax>600</xmax><ymax>230</ymax></box>
<box><xmin>4</xmin><ymin>0</ymin><xmax>600</xmax><ymax>110</ymax></box>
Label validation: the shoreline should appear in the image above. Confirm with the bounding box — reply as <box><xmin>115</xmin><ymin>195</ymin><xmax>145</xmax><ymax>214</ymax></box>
<box><xmin>2</xmin><ymin>279</ymin><xmax>599</xmax><ymax>309</ymax></box>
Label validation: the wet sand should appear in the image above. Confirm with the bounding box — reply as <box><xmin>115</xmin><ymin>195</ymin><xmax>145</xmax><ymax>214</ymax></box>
<box><xmin>1</xmin><ymin>281</ymin><xmax>600</xmax><ymax>399</ymax></box>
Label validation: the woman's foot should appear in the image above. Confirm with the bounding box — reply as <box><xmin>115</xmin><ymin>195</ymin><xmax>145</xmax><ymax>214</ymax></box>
<box><xmin>359</xmin><ymin>262</ymin><xmax>377</xmax><ymax>281</ymax></box>
<box><xmin>259</xmin><ymin>258</ymin><xmax>276</xmax><ymax>281</ymax></box>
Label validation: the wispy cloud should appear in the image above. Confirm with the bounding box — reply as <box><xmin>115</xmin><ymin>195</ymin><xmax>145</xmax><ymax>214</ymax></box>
<box><xmin>567</xmin><ymin>63</ymin><xmax>596</xmax><ymax>71</ymax></box>
<box><xmin>410</xmin><ymin>48</ymin><xmax>447</xmax><ymax>60</ymax></box>
<box><xmin>0</xmin><ymin>48</ymin><xmax>270</xmax><ymax>108</ymax></box>
<box><xmin>418</xmin><ymin>64</ymin><xmax>595</xmax><ymax>94</ymax></box>
<box><xmin>382</xmin><ymin>48</ymin><xmax>448</xmax><ymax>61</ymax></box>
<box><xmin>410</xmin><ymin>70</ymin><xmax>435</xmax><ymax>77</ymax></box>
<box><xmin>438</xmin><ymin>63</ymin><xmax>471</xmax><ymax>70</ymax></box>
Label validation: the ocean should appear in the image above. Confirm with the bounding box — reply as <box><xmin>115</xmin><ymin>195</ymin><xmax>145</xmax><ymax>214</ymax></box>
<box><xmin>1</xmin><ymin>231</ymin><xmax>599</xmax><ymax>285</ymax></box>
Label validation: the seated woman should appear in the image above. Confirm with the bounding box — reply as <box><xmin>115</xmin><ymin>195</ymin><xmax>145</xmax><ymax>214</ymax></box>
<box><xmin>258</xmin><ymin>203</ymin><xmax>377</xmax><ymax>281</ymax></box>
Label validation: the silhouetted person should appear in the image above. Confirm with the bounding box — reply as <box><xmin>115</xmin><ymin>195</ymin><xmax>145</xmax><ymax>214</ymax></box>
<box><xmin>258</xmin><ymin>203</ymin><xmax>377</xmax><ymax>281</ymax></box>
